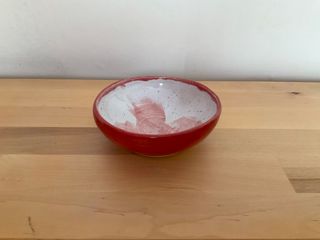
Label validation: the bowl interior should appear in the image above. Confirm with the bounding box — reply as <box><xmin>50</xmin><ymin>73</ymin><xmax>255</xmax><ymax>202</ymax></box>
<box><xmin>97</xmin><ymin>78</ymin><xmax>217</xmax><ymax>135</ymax></box>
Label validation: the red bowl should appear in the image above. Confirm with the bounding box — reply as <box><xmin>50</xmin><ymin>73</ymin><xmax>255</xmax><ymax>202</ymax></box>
<box><xmin>93</xmin><ymin>76</ymin><xmax>221</xmax><ymax>157</ymax></box>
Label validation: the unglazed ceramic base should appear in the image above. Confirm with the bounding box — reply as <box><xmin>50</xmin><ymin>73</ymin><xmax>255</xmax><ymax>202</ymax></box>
<box><xmin>97</xmin><ymin>78</ymin><xmax>217</xmax><ymax>135</ymax></box>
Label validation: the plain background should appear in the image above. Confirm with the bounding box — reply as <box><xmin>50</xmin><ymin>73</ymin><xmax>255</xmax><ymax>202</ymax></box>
<box><xmin>1</xmin><ymin>0</ymin><xmax>320</xmax><ymax>81</ymax></box>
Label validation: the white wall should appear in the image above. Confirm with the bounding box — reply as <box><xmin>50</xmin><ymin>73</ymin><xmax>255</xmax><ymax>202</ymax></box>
<box><xmin>1</xmin><ymin>0</ymin><xmax>320</xmax><ymax>80</ymax></box>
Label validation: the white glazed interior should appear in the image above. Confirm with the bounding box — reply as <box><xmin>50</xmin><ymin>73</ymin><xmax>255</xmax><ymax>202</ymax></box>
<box><xmin>98</xmin><ymin>79</ymin><xmax>217</xmax><ymax>134</ymax></box>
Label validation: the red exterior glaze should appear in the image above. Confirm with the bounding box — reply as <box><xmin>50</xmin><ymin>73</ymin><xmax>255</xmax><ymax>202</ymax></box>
<box><xmin>93</xmin><ymin>76</ymin><xmax>222</xmax><ymax>156</ymax></box>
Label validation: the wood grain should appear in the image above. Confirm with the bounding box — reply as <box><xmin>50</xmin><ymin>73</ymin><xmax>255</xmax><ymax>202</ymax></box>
<box><xmin>0</xmin><ymin>79</ymin><xmax>320</xmax><ymax>239</ymax></box>
<box><xmin>1</xmin><ymin>79</ymin><xmax>319</xmax><ymax>129</ymax></box>
<box><xmin>0</xmin><ymin>127</ymin><xmax>123</xmax><ymax>155</ymax></box>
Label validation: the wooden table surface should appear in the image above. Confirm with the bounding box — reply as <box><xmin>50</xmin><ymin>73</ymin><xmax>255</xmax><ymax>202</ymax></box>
<box><xmin>1</xmin><ymin>79</ymin><xmax>320</xmax><ymax>239</ymax></box>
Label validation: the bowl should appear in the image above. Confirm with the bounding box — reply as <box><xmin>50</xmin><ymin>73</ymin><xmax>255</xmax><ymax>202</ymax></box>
<box><xmin>93</xmin><ymin>76</ymin><xmax>221</xmax><ymax>156</ymax></box>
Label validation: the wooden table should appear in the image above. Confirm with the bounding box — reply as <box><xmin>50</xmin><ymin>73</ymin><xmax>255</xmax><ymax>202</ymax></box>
<box><xmin>1</xmin><ymin>79</ymin><xmax>320</xmax><ymax>239</ymax></box>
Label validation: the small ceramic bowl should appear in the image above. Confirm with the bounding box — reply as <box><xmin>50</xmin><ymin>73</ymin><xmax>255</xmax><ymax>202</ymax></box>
<box><xmin>93</xmin><ymin>76</ymin><xmax>221</xmax><ymax>156</ymax></box>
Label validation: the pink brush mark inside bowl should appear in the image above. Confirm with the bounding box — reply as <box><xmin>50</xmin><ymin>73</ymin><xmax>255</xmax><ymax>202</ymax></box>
<box><xmin>116</xmin><ymin>98</ymin><xmax>201</xmax><ymax>134</ymax></box>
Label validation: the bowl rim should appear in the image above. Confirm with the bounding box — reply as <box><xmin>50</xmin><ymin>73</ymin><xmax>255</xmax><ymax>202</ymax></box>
<box><xmin>93</xmin><ymin>76</ymin><xmax>222</xmax><ymax>138</ymax></box>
